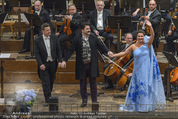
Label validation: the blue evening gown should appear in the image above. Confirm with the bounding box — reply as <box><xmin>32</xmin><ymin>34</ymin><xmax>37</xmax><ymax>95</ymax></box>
<box><xmin>120</xmin><ymin>36</ymin><xmax>166</xmax><ymax>112</ymax></box>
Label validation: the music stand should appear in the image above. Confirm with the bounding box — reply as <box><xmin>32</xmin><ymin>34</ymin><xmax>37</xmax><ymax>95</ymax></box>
<box><xmin>44</xmin><ymin>0</ymin><xmax>67</xmax><ymax>20</ymax></box>
<box><xmin>74</xmin><ymin>0</ymin><xmax>95</xmax><ymax>21</ymax></box>
<box><xmin>9</xmin><ymin>0</ymin><xmax>31</xmax><ymax>39</ymax></box>
<box><xmin>0</xmin><ymin>13</ymin><xmax>8</xmax><ymax>52</ymax></box>
<box><xmin>120</xmin><ymin>0</ymin><xmax>143</xmax><ymax>15</ymax></box>
<box><xmin>163</xmin><ymin>51</ymin><xmax>178</xmax><ymax>102</ymax></box>
<box><xmin>108</xmin><ymin>15</ymin><xmax>131</xmax><ymax>52</ymax></box>
<box><xmin>24</xmin><ymin>13</ymin><xmax>43</xmax><ymax>59</ymax></box>
<box><xmin>156</xmin><ymin>0</ymin><xmax>170</xmax><ymax>11</ymax></box>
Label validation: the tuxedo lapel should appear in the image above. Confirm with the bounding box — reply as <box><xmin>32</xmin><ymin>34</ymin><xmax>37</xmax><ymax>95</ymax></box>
<box><xmin>40</xmin><ymin>36</ymin><xmax>47</xmax><ymax>53</ymax></box>
<box><xmin>103</xmin><ymin>10</ymin><xmax>106</xmax><ymax>27</ymax></box>
<box><xmin>50</xmin><ymin>36</ymin><xmax>53</xmax><ymax>53</ymax></box>
<box><xmin>94</xmin><ymin>10</ymin><xmax>97</xmax><ymax>27</ymax></box>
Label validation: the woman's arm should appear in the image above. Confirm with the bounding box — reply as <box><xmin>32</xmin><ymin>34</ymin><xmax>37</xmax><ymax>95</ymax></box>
<box><xmin>111</xmin><ymin>45</ymin><xmax>133</xmax><ymax>58</ymax></box>
<box><xmin>146</xmin><ymin>20</ymin><xmax>155</xmax><ymax>48</ymax></box>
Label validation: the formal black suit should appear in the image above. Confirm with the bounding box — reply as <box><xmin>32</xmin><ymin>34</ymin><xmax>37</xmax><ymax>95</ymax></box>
<box><xmin>64</xmin><ymin>33</ymin><xmax>109</xmax><ymax>103</ymax></box>
<box><xmin>21</xmin><ymin>8</ymin><xmax>52</xmax><ymax>52</ymax></box>
<box><xmin>34</xmin><ymin>34</ymin><xmax>62</xmax><ymax>103</ymax></box>
<box><xmin>165</xmin><ymin>13</ymin><xmax>178</xmax><ymax>54</ymax></box>
<box><xmin>58</xmin><ymin>12</ymin><xmax>82</xmax><ymax>57</ymax></box>
<box><xmin>90</xmin><ymin>9</ymin><xmax>114</xmax><ymax>49</ymax></box>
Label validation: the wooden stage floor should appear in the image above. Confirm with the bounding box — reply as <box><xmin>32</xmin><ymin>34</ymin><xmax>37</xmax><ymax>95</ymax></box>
<box><xmin>1</xmin><ymin>83</ymin><xmax>178</xmax><ymax>118</ymax></box>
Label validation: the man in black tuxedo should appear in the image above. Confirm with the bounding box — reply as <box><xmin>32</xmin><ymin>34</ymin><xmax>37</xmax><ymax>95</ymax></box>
<box><xmin>56</xmin><ymin>4</ymin><xmax>82</xmax><ymax>58</ymax></box>
<box><xmin>61</xmin><ymin>23</ymin><xmax>113</xmax><ymax>107</ymax></box>
<box><xmin>90</xmin><ymin>0</ymin><xmax>114</xmax><ymax>49</ymax></box>
<box><xmin>19</xmin><ymin>0</ymin><xmax>52</xmax><ymax>53</ymax></box>
<box><xmin>165</xmin><ymin>11</ymin><xmax>178</xmax><ymax>55</ymax></box>
<box><xmin>132</xmin><ymin>0</ymin><xmax>161</xmax><ymax>47</ymax></box>
<box><xmin>160</xmin><ymin>0</ymin><xmax>177</xmax><ymax>36</ymax></box>
<box><xmin>34</xmin><ymin>23</ymin><xmax>62</xmax><ymax>107</ymax></box>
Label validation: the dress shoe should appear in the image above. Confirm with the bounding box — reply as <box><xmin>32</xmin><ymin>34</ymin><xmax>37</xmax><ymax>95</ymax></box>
<box><xmin>19</xmin><ymin>49</ymin><xmax>29</xmax><ymax>54</ymax></box>
<box><xmin>102</xmin><ymin>85</ymin><xmax>113</xmax><ymax>89</ymax></box>
<box><xmin>43</xmin><ymin>103</ymin><xmax>48</xmax><ymax>107</ymax></box>
<box><xmin>80</xmin><ymin>103</ymin><xmax>87</xmax><ymax>107</ymax></box>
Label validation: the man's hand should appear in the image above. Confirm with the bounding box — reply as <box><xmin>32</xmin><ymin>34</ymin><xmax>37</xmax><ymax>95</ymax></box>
<box><xmin>94</xmin><ymin>30</ymin><xmax>99</xmax><ymax>36</ymax></box>
<box><xmin>58</xmin><ymin>62</ymin><xmax>62</xmax><ymax>68</ymax></box>
<box><xmin>127</xmin><ymin>73</ymin><xmax>132</xmax><ymax>78</ymax></box>
<box><xmin>61</xmin><ymin>61</ymin><xmax>66</xmax><ymax>68</ymax></box>
<box><xmin>108</xmin><ymin>51</ymin><xmax>113</xmax><ymax>57</ymax></box>
<box><xmin>55</xmin><ymin>32</ymin><xmax>60</xmax><ymax>36</ymax></box>
<box><xmin>40</xmin><ymin>64</ymin><xmax>46</xmax><ymax>71</ymax></box>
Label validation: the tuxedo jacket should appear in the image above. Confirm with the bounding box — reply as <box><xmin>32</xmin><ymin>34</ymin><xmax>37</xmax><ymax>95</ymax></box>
<box><xmin>141</xmin><ymin>9</ymin><xmax>161</xmax><ymax>32</ymax></box>
<box><xmin>64</xmin><ymin>33</ymin><xmax>109</xmax><ymax>80</ymax></box>
<box><xmin>34</xmin><ymin>34</ymin><xmax>62</xmax><ymax>67</ymax></box>
<box><xmin>90</xmin><ymin>9</ymin><xmax>111</xmax><ymax>32</ymax></box>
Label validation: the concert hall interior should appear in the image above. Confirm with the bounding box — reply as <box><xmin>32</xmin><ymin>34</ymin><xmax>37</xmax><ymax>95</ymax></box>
<box><xmin>0</xmin><ymin>0</ymin><xmax>178</xmax><ymax>118</ymax></box>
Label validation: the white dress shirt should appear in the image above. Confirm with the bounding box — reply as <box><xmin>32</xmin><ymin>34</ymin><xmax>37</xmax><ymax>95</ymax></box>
<box><xmin>97</xmin><ymin>10</ymin><xmax>104</xmax><ymax>30</ymax></box>
<box><xmin>43</xmin><ymin>34</ymin><xmax>53</xmax><ymax>62</ymax></box>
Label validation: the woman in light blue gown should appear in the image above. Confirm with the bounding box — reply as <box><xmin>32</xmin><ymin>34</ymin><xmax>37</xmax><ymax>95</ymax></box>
<box><xmin>111</xmin><ymin>20</ymin><xmax>166</xmax><ymax>112</ymax></box>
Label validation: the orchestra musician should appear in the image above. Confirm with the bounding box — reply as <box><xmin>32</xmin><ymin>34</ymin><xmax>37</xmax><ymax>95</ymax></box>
<box><xmin>102</xmin><ymin>33</ymin><xmax>133</xmax><ymax>89</ymax></box>
<box><xmin>61</xmin><ymin>23</ymin><xmax>113</xmax><ymax>107</ymax></box>
<box><xmin>160</xmin><ymin>0</ymin><xmax>177</xmax><ymax>36</ymax></box>
<box><xmin>90</xmin><ymin>0</ymin><xmax>114</xmax><ymax>49</ymax></box>
<box><xmin>132</xmin><ymin>0</ymin><xmax>161</xmax><ymax>48</ymax></box>
<box><xmin>19</xmin><ymin>0</ymin><xmax>53</xmax><ymax>53</ymax></box>
<box><xmin>56</xmin><ymin>4</ymin><xmax>82</xmax><ymax>58</ymax></box>
<box><xmin>165</xmin><ymin>11</ymin><xmax>178</xmax><ymax>55</ymax></box>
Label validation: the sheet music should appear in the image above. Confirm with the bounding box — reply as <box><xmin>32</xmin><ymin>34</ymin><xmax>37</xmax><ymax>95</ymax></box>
<box><xmin>0</xmin><ymin>53</ymin><xmax>11</xmax><ymax>58</ymax></box>
<box><xmin>20</xmin><ymin>13</ymin><xmax>29</xmax><ymax>23</ymax></box>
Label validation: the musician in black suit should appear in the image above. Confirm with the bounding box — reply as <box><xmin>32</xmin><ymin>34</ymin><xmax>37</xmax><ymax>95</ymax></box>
<box><xmin>34</xmin><ymin>23</ymin><xmax>62</xmax><ymax>107</ymax></box>
<box><xmin>90</xmin><ymin>0</ymin><xmax>114</xmax><ymax>49</ymax></box>
<box><xmin>56</xmin><ymin>4</ymin><xmax>82</xmax><ymax>57</ymax></box>
<box><xmin>132</xmin><ymin>0</ymin><xmax>161</xmax><ymax>47</ymax></box>
<box><xmin>160</xmin><ymin>0</ymin><xmax>177</xmax><ymax>35</ymax></box>
<box><xmin>165</xmin><ymin>12</ymin><xmax>178</xmax><ymax>55</ymax></box>
<box><xmin>19</xmin><ymin>0</ymin><xmax>52</xmax><ymax>53</ymax></box>
<box><xmin>61</xmin><ymin>23</ymin><xmax>113</xmax><ymax>107</ymax></box>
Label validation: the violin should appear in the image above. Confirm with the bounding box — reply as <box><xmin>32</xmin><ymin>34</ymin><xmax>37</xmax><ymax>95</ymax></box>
<box><xmin>117</xmin><ymin>59</ymin><xmax>134</xmax><ymax>87</ymax></box>
<box><xmin>171</xmin><ymin>16</ymin><xmax>177</xmax><ymax>31</ymax></box>
<box><xmin>170</xmin><ymin>67</ymin><xmax>178</xmax><ymax>86</ymax></box>
<box><xmin>105</xmin><ymin>18</ymin><xmax>115</xmax><ymax>33</ymax></box>
<box><xmin>144</xmin><ymin>8</ymin><xmax>150</xmax><ymax>35</ymax></box>
<box><xmin>63</xmin><ymin>18</ymin><xmax>72</xmax><ymax>36</ymax></box>
<box><xmin>63</xmin><ymin>8</ymin><xmax>72</xmax><ymax>36</ymax></box>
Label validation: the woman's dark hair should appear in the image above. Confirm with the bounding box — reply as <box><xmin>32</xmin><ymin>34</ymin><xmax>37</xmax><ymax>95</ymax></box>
<box><xmin>136</xmin><ymin>29</ymin><xmax>145</xmax><ymax>36</ymax></box>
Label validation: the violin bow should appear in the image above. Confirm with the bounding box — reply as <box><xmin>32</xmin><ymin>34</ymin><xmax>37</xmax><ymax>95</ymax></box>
<box><xmin>102</xmin><ymin>54</ymin><xmax>125</xmax><ymax>72</ymax></box>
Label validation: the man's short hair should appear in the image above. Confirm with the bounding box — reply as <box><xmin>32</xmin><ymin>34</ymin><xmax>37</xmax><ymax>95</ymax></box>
<box><xmin>41</xmin><ymin>23</ymin><xmax>50</xmax><ymax>31</ymax></box>
<box><xmin>81</xmin><ymin>22</ymin><xmax>90</xmax><ymax>30</ymax></box>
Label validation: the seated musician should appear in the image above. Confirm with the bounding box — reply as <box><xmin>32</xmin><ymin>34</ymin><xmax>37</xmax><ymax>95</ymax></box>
<box><xmin>165</xmin><ymin>11</ymin><xmax>178</xmax><ymax>55</ymax></box>
<box><xmin>160</xmin><ymin>0</ymin><xmax>177</xmax><ymax>36</ymax></box>
<box><xmin>56</xmin><ymin>4</ymin><xmax>82</xmax><ymax>58</ymax></box>
<box><xmin>90</xmin><ymin>0</ymin><xmax>114</xmax><ymax>49</ymax></box>
<box><xmin>19</xmin><ymin>0</ymin><xmax>53</xmax><ymax>53</ymax></box>
<box><xmin>132</xmin><ymin>0</ymin><xmax>161</xmax><ymax>47</ymax></box>
<box><xmin>103</xmin><ymin>33</ymin><xmax>133</xmax><ymax>89</ymax></box>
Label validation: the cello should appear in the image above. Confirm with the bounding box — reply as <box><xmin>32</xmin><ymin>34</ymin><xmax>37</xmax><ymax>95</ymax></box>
<box><xmin>170</xmin><ymin>67</ymin><xmax>178</xmax><ymax>86</ymax></box>
<box><xmin>117</xmin><ymin>59</ymin><xmax>134</xmax><ymax>87</ymax></box>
